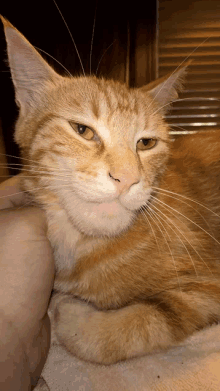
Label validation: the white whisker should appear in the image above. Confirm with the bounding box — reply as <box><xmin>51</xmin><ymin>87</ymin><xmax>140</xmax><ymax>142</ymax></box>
<box><xmin>0</xmin><ymin>187</ymin><xmax>43</xmax><ymax>201</ymax></box>
<box><xmin>34</xmin><ymin>46</ymin><xmax>72</xmax><ymax>77</ymax></box>
<box><xmin>146</xmin><ymin>206</ymin><xmax>183</xmax><ymax>296</ymax></box>
<box><xmin>151</xmin><ymin>196</ymin><xmax>215</xmax><ymax>278</ymax></box>
<box><xmin>149</xmin><ymin>203</ymin><xmax>199</xmax><ymax>277</ymax></box>
<box><xmin>152</xmin><ymin>188</ymin><xmax>212</xmax><ymax>233</ymax></box>
<box><xmin>148</xmin><ymin>37</ymin><xmax>210</xmax><ymax>111</ymax></box>
<box><xmin>140</xmin><ymin>206</ymin><xmax>161</xmax><ymax>255</ymax></box>
<box><xmin>152</xmin><ymin>186</ymin><xmax>220</xmax><ymax>231</ymax></box>
<box><xmin>95</xmin><ymin>40</ymin><xmax>116</xmax><ymax>76</ymax></box>
<box><xmin>52</xmin><ymin>0</ymin><xmax>86</xmax><ymax>77</ymax></box>
<box><xmin>0</xmin><ymin>166</ymin><xmax>74</xmax><ymax>179</ymax></box>
<box><xmin>90</xmin><ymin>1</ymin><xmax>98</xmax><ymax>75</ymax></box>
<box><xmin>0</xmin><ymin>152</ymin><xmax>48</xmax><ymax>166</ymax></box>
<box><xmin>152</xmin><ymin>97</ymin><xmax>217</xmax><ymax>117</ymax></box>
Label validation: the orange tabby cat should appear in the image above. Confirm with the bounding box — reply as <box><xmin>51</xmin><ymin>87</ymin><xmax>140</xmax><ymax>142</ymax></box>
<box><xmin>2</xmin><ymin>15</ymin><xmax>220</xmax><ymax>365</ymax></box>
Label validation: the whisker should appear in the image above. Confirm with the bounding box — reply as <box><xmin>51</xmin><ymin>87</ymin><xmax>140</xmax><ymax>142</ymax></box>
<box><xmin>169</xmin><ymin>125</ymin><xmax>200</xmax><ymax>135</ymax></box>
<box><xmin>152</xmin><ymin>188</ymin><xmax>212</xmax><ymax>233</ymax></box>
<box><xmin>6</xmin><ymin>194</ymin><xmax>36</xmax><ymax>211</ymax></box>
<box><xmin>143</xmin><ymin>206</ymin><xmax>183</xmax><ymax>296</ymax></box>
<box><xmin>148</xmin><ymin>37</ymin><xmax>210</xmax><ymax>112</ymax></box>
<box><xmin>151</xmin><ymin>197</ymin><xmax>215</xmax><ymax>277</ymax></box>
<box><xmin>52</xmin><ymin>0</ymin><xmax>86</xmax><ymax>77</ymax></box>
<box><xmin>140</xmin><ymin>206</ymin><xmax>161</xmax><ymax>255</ymax></box>
<box><xmin>0</xmin><ymin>159</ymin><xmax>79</xmax><ymax>175</ymax></box>
<box><xmin>21</xmin><ymin>167</ymin><xmax>72</xmax><ymax>176</ymax></box>
<box><xmin>34</xmin><ymin>46</ymin><xmax>72</xmax><ymax>77</ymax></box>
<box><xmin>0</xmin><ymin>163</ymin><xmax>23</xmax><ymax>167</ymax></box>
<box><xmin>0</xmin><ymin>165</ymin><xmax>74</xmax><ymax>178</ymax></box>
<box><xmin>152</xmin><ymin>97</ymin><xmax>217</xmax><ymax>117</ymax></box>
<box><xmin>90</xmin><ymin>0</ymin><xmax>98</xmax><ymax>75</ymax></box>
<box><xmin>0</xmin><ymin>175</ymin><xmax>72</xmax><ymax>184</ymax></box>
<box><xmin>0</xmin><ymin>180</ymin><xmax>72</xmax><ymax>199</ymax></box>
<box><xmin>95</xmin><ymin>40</ymin><xmax>116</xmax><ymax>76</ymax></box>
<box><xmin>0</xmin><ymin>187</ymin><xmax>43</xmax><ymax>201</ymax></box>
<box><xmin>149</xmin><ymin>203</ymin><xmax>199</xmax><ymax>277</ymax></box>
<box><xmin>152</xmin><ymin>186</ymin><xmax>220</xmax><ymax>225</ymax></box>
<box><xmin>1</xmin><ymin>166</ymin><xmax>69</xmax><ymax>176</ymax></box>
<box><xmin>16</xmin><ymin>198</ymin><xmax>36</xmax><ymax>210</ymax></box>
<box><xmin>0</xmin><ymin>152</ymin><xmax>48</xmax><ymax>166</ymax></box>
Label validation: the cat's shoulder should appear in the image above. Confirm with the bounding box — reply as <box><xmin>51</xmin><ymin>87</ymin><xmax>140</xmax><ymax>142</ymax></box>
<box><xmin>171</xmin><ymin>131</ymin><xmax>220</xmax><ymax>165</ymax></box>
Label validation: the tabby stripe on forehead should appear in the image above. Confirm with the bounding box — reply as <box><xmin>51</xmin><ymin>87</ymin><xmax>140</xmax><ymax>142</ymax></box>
<box><xmin>33</xmin><ymin>114</ymin><xmax>58</xmax><ymax>138</ymax></box>
<box><xmin>91</xmin><ymin>99</ymin><xmax>100</xmax><ymax>119</ymax></box>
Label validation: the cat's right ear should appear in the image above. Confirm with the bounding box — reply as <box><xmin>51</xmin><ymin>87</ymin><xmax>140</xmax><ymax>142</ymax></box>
<box><xmin>0</xmin><ymin>15</ymin><xmax>62</xmax><ymax>113</ymax></box>
<box><xmin>140</xmin><ymin>64</ymin><xmax>189</xmax><ymax>114</ymax></box>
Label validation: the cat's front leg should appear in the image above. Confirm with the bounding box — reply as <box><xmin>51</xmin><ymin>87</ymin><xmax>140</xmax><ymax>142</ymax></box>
<box><xmin>54</xmin><ymin>290</ymin><xmax>220</xmax><ymax>365</ymax></box>
<box><xmin>54</xmin><ymin>296</ymin><xmax>176</xmax><ymax>365</ymax></box>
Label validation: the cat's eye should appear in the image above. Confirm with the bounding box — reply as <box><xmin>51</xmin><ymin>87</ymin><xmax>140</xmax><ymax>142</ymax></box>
<box><xmin>136</xmin><ymin>138</ymin><xmax>157</xmax><ymax>151</ymax></box>
<box><xmin>70</xmin><ymin>122</ymin><xmax>95</xmax><ymax>140</ymax></box>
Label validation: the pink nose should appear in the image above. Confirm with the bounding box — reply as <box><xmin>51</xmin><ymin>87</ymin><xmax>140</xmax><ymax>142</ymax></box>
<box><xmin>109</xmin><ymin>170</ymin><xmax>140</xmax><ymax>193</ymax></box>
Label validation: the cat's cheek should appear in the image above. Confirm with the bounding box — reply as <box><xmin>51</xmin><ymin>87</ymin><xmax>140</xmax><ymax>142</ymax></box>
<box><xmin>120</xmin><ymin>184</ymin><xmax>152</xmax><ymax>211</ymax></box>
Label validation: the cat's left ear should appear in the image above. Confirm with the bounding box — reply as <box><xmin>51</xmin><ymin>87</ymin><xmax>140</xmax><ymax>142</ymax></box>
<box><xmin>0</xmin><ymin>15</ymin><xmax>62</xmax><ymax>113</ymax></box>
<box><xmin>140</xmin><ymin>65</ymin><xmax>189</xmax><ymax>113</ymax></box>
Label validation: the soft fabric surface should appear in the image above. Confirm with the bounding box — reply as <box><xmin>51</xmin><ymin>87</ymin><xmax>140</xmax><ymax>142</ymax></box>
<box><xmin>35</xmin><ymin>321</ymin><xmax>220</xmax><ymax>390</ymax></box>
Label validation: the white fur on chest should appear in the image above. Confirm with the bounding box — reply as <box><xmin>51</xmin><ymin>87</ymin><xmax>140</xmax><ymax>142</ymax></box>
<box><xmin>46</xmin><ymin>207</ymin><xmax>81</xmax><ymax>271</ymax></box>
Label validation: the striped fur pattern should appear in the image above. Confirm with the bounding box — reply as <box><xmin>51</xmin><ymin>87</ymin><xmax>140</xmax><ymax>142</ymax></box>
<box><xmin>2</xmin><ymin>15</ymin><xmax>220</xmax><ymax>364</ymax></box>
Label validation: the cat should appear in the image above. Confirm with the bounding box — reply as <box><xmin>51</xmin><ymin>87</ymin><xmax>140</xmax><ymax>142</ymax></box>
<box><xmin>1</xmin><ymin>14</ymin><xmax>220</xmax><ymax>365</ymax></box>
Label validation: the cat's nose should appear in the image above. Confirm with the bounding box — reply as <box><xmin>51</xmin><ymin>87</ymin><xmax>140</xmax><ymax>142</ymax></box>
<box><xmin>109</xmin><ymin>170</ymin><xmax>140</xmax><ymax>193</ymax></box>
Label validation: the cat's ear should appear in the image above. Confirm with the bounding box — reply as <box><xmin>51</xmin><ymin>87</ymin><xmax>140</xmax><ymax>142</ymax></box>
<box><xmin>140</xmin><ymin>64</ymin><xmax>189</xmax><ymax>113</ymax></box>
<box><xmin>0</xmin><ymin>15</ymin><xmax>62</xmax><ymax>112</ymax></box>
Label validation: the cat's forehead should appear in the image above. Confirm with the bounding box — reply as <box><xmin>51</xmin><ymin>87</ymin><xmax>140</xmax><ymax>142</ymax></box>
<box><xmin>54</xmin><ymin>76</ymin><xmax>158</xmax><ymax>139</ymax></box>
<box><xmin>64</xmin><ymin>76</ymin><xmax>140</xmax><ymax>112</ymax></box>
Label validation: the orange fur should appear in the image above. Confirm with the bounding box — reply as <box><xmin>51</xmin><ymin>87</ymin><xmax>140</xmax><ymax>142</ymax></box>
<box><xmin>2</xmin><ymin>15</ymin><xmax>220</xmax><ymax>365</ymax></box>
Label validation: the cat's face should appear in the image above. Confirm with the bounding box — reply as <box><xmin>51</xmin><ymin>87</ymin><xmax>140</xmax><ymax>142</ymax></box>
<box><xmin>1</xmin><ymin>16</ymin><xmax>186</xmax><ymax>237</ymax></box>
<box><xmin>21</xmin><ymin>76</ymin><xmax>170</xmax><ymax>236</ymax></box>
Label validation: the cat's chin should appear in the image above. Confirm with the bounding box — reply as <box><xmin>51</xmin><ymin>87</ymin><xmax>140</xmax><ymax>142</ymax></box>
<box><xmin>66</xmin><ymin>197</ymin><xmax>136</xmax><ymax>237</ymax></box>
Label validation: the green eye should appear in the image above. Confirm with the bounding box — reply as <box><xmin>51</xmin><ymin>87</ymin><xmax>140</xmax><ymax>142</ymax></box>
<box><xmin>137</xmin><ymin>138</ymin><xmax>157</xmax><ymax>151</ymax></box>
<box><xmin>70</xmin><ymin>122</ymin><xmax>95</xmax><ymax>140</ymax></box>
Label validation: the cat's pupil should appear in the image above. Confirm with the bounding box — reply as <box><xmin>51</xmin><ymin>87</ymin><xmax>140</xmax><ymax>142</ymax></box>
<box><xmin>142</xmin><ymin>139</ymin><xmax>150</xmax><ymax>146</ymax></box>
<box><xmin>78</xmin><ymin>124</ymin><xmax>86</xmax><ymax>134</ymax></box>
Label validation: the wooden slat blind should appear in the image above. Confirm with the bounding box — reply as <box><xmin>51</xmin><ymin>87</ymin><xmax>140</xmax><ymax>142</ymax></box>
<box><xmin>159</xmin><ymin>0</ymin><xmax>220</xmax><ymax>134</ymax></box>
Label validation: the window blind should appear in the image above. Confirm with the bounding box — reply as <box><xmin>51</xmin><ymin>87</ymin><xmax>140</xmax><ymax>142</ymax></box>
<box><xmin>159</xmin><ymin>0</ymin><xmax>220</xmax><ymax>135</ymax></box>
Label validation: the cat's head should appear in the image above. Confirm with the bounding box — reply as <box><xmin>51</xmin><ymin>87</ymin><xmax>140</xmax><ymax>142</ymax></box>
<box><xmin>1</xmin><ymin>16</ymin><xmax>186</xmax><ymax>237</ymax></box>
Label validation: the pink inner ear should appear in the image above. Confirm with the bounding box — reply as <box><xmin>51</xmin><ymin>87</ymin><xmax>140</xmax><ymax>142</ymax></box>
<box><xmin>140</xmin><ymin>65</ymin><xmax>187</xmax><ymax>113</ymax></box>
<box><xmin>3</xmin><ymin>22</ymin><xmax>61</xmax><ymax>111</ymax></box>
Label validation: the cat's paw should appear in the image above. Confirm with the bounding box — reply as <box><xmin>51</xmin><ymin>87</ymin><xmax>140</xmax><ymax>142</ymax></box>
<box><xmin>55</xmin><ymin>297</ymin><xmax>103</xmax><ymax>363</ymax></box>
<box><xmin>54</xmin><ymin>297</ymin><xmax>129</xmax><ymax>364</ymax></box>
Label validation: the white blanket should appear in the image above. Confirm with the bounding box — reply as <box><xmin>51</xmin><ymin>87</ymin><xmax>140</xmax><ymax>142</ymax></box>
<box><xmin>35</xmin><ymin>322</ymin><xmax>220</xmax><ymax>390</ymax></box>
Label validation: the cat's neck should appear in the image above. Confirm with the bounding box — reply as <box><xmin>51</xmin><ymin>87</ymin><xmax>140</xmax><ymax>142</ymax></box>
<box><xmin>45</xmin><ymin>204</ymin><xmax>109</xmax><ymax>272</ymax></box>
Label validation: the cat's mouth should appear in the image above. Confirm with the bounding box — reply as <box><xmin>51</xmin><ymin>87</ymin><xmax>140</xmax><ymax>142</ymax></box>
<box><xmin>55</xmin><ymin>180</ymin><xmax>151</xmax><ymax>235</ymax></box>
<box><xmin>71</xmin><ymin>180</ymin><xmax>151</xmax><ymax>212</ymax></box>
<box><xmin>91</xmin><ymin>196</ymin><xmax>148</xmax><ymax>218</ymax></box>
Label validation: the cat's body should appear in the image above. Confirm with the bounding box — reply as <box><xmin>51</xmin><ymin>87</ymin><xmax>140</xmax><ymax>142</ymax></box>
<box><xmin>2</xmin><ymin>15</ymin><xmax>220</xmax><ymax>364</ymax></box>
<box><xmin>54</xmin><ymin>131</ymin><xmax>220</xmax><ymax>305</ymax></box>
